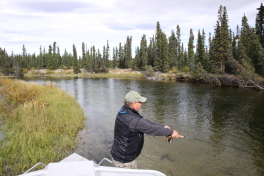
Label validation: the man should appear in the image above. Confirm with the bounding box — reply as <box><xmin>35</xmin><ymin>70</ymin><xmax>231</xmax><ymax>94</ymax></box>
<box><xmin>111</xmin><ymin>91</ymin><xmax>180</xmax><ymax>169</ymax></box>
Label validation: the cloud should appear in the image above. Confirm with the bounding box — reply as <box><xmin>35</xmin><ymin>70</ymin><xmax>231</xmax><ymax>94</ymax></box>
<box><xmin>16</xmin><ymin>1</ymin><xmax>90</xmax><ymax>13</ymax></box>
<box><xmin>0</xmin><ymin>0</ymin><xmax>262</xmax><ymax>56</ymax></box>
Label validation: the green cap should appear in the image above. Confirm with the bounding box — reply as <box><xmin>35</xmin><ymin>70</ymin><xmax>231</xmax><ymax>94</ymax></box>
<box><xmin>124</xmin><ymin>91</ymin><xmax>147</xmax><ymax>103</ymax></box>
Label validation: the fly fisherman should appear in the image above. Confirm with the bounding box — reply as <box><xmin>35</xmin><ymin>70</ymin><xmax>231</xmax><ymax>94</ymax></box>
<box><xmin>111</xmin><ymin>91</ymin><xmax>180</xmax><ymax>169</ymax></box>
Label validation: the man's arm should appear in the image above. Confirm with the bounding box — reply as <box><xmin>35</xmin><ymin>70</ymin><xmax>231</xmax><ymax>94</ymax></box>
<box><xmin>129</xmin><ymin>118</ymin><xmax>173</xmax><ymax>136</ymax></box>
<box><xmin>144</xmin><ymin>118</ymin><xmax>166</xmax><ymax>127</ymax></box>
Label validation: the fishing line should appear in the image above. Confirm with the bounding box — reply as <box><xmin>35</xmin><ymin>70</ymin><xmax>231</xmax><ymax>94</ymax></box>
<box><xmin>165</xmin><ymin>135</ymin><xmax>254</xmax><ymax>154</ymax></box>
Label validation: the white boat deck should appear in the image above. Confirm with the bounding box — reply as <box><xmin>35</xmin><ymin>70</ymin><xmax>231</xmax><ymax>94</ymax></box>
<box><xmin>18</xmin><ymin>153</ymin><xmax>166</xmax><ymax>176</ymax></box>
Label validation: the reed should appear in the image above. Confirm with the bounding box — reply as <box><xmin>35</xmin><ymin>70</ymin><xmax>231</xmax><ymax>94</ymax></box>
<box><xmin>0</xmin><ymin>79</ymin><xmax>85</xmax><ymax>175</ymax></box>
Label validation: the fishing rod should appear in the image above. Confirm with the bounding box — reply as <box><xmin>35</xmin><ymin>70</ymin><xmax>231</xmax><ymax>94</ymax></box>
<box><xmin>165</xmin><ymin>135</ymin><xmax>254</xmax><ymax>154</ymax></box>
<box><xmin>165</xmin><ymin>135</ymin><xmax>187</xmax><ymax>143</ymax></box>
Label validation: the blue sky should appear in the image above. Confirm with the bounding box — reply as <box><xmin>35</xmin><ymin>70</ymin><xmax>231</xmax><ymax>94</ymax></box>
<box><xmin>0</xmin><ymin>0</ymin><xmax>262</xmax><ymax>58</ymax></box>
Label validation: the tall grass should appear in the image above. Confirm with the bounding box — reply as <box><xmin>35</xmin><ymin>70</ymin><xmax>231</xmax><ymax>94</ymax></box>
<box><xmin>0</xmin><ymin>79</ymin><xmax>85</xmax><ymax>175</ymax></box>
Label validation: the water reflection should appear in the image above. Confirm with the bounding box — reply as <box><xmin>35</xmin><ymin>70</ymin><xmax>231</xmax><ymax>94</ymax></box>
<box><xmin>23</xmin><ymin>78</ymin><xmax>264</xmax><ymax>176</ymax></box>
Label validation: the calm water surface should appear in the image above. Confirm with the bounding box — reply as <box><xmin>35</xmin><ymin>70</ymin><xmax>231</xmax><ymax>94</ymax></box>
<box><xmin>23</xmin><ymin>77</ymin><xmax>264</xmax><ymax>176</ymax></box>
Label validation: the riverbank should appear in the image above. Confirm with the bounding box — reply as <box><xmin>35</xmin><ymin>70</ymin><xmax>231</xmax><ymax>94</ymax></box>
<box><xmin>10</xmin><ymin>68</ymin><xmax>264</xmax><ymax>90</ymax></box>
<box><xmin>0</xmin><ymin>79</ymin><xmax>85</xmax><ymax>175</ymax></box>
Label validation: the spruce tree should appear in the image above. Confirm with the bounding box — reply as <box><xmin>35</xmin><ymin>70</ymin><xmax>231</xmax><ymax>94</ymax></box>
<box><xmin>47</xmin><ymin>45</ymin><xmax>53</xmax><ymax>70</ymax></box>
<box><xmin>147</xmin><ymin>35</ymin><xmax>156</xmax><ymax>67</ymax></box>
<box><xmin>168</xmin><ymin>30</ymin><xmax>177</xmax><ymax>68</ymax></box>
<box><xmin>124</xmin><ymin>37</ymin><xmax>132</xmax><ymax>68</ymax></box>
<box><xmin>176</xmin><ymin>25</ymin><xmax>181</xmax><ymax>68</ymax></box>
<box><xmin>13</xmin><ymin>53</ymin><xmax>22</xmax><ymax>75</ymax></box>
<box><xmin>139</xmin><ymin>34</ymin><xmax>147</xmax><ymax>70</ymax></box>
<box><xmin>154</xmin><ymin>21</ymin><xmax>163</xmax><ymax>71</ymax></box>
<box><xmin>52</xmin><ymin>42</ymin><xmax>57</xmax><ymax>69</ymax></box>
<box><xmin>102</xmin><ymin>46</ymin><xmax>108</xmax><ymax>73</ymax></box>
<box><xmin>22</xmin><ymin>45</ymin><xmax>28</xmax><ymax>69</ymax></box>
<box><xmin>115</xmin><ymin>46</ymin><xmax>119</xmax><ymax>68</ymax></box>
<box><xmin>196</xmin><ymin>29</ymin><xmax>208</xmax><ymax>70</ymax></box>
<box><xmin>118</xmin><ymin>43</ymin><xmax>124</xmax><ymax>68</ymax></box>
<box><xmin>57</xmin><ymin>46</ymin><xmax>61</xmax><ymax>69</ymax></box>
<box><xmin>161</xmin><ymin>32</ymin><xmax>170</xmax><ymax>72</ymax></box>
<box><xmin>133</xmin><ymin>47</ymin><xmax>140</xmax><ymax>70</ymax></box>
<box><xmin>82</xmin><ymin>42</ymin><xmax>87</xmax><ymax>70</ymax></box>
<box><xmin>0</xmin><ymin>48</ymin><xmax>12</xmax><ymax>74</ymax></box>
<box><xmin>211</xmin><ymin>5</ymin><xmax>231</xmax><ymax>74</ymax></box>
<box><xmin>92</xmin><ymin>46</ymin><xmax>97</xmax><ymax>72</ymax></box>
<box><xmin>112</xmin><ymin>47</ymin><xmax>117</xmax><ymax>69</ymax></box>
<box><xmin>241</xmin><ymin>14</ymin><xmax>264</xmax><ymax>74</ymax></box>
<box><xmin>106</xmin><ymin>40</ymin><xmax>110</xmax><ymax>69</ymax></box>
<box><xmin>256</xmin><ymin>3</ymin><xmax>264</xmax><ymax>48</ymax></box>
<box><xmin>187</xmin><ymin>29</ymin><xmax>195</xmax><ymax>66</ymax></box>
<box><xmin>73</xmin><ymin>44</ymin><xmax>79</xmax><ymax>74</ymax></box>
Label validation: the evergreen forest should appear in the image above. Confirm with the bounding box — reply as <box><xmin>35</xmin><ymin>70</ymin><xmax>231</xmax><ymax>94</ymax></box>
<box><xmin>1</xmin><ymin>4</ymin><xmax>264</xmax><ymax>86</ymax></box>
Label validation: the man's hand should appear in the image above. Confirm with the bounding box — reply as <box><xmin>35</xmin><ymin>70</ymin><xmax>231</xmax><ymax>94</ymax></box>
<box><xmin>164</xmin><ymin>125</ymin><xmax>170</xmax><ymax>129</ymax></box>
<box><xmin>171</xmin><ymin>130</ymin><xmax>180</xmax><ymax>138</ymax></box>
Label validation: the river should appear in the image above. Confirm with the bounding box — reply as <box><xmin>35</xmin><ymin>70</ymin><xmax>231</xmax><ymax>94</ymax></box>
<box><xmin>23</xmin><ymin>77</ymin><xmax>264</xmax><ymax>176</ymax></box>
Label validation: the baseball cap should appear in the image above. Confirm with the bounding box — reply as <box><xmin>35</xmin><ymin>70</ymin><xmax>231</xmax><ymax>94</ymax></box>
<box><xmin>124</xmin><ymin>91</ymin><xmax>147</xmax><ymax>103</ymax></box>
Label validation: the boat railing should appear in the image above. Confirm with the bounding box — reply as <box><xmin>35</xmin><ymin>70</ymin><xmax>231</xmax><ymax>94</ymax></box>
<box><xmin>98</xmin><ymin>158</ymin><xmax>112</xmax><ymax>166</ymax></box>
<box><xmin>23</xmin><ymin>162</ymin><xmax>46</xmax><ymax>174</ymax></box>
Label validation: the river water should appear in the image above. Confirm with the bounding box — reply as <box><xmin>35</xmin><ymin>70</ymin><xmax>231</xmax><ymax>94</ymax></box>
<box><xmin>23</xmin><ymin>77</ymin><xmax>264</xmax><ymax>176</ymax></box>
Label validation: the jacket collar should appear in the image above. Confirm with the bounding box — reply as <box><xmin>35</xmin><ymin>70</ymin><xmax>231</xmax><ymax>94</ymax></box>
<box><xmin>122</xmin><ymin>103</ymin><xmax>140</xmax><ymax>115</ymax></box>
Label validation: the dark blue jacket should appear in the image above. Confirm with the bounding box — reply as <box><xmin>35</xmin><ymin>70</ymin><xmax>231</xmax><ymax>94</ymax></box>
<box><xmin>111</xmin><ymin>104</ymin><xmax>173</xmax><ymax>163</ymax></box>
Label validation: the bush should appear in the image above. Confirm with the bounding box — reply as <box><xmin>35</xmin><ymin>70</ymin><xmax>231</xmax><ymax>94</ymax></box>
<box><xmin>181</xmin><ymin>66</ymin><xmax>190</xmax><ymax>72</ymax></box>
<box><xmin>170</xmin><ymin>66</ymin><xmax>178</xmax><ymax>73</ymax></box>
<box><xmin>146</xmin><ymin>65</ymin><xmax>155</xmax><ymax>77</ymax></box>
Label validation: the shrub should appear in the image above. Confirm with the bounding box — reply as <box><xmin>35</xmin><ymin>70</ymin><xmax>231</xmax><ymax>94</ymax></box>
<box><xmin>146</xmin><ymin>65</ymin><xmax>155</xmax><ymax>77</ymax></box>
<box><xmin>170</xmin><ymin>66</ymin><xmax>178</xmax><ymax>73</ymax></box>
<box><xmin>181</xmin><ymin>66</ymin><xmax>190</xmax><ymax>72</ymax></box>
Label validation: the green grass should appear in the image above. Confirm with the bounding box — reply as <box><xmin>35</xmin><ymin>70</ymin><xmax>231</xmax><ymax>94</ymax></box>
<box><xmin>0</xmin><ymin>79</ymin><xmax>85</xmax><ymax>175</ymax></box>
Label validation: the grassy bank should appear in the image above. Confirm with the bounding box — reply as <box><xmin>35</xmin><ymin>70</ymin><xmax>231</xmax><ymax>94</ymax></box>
<box><xmin>23</xmin><ymin>68</ymin><xmax>144</xmax><ymax>79</ymax></box>
<box><xmin>0</xmin><ymin>79</ymin><xmax>85</xmax><ymax>175</ymax></box>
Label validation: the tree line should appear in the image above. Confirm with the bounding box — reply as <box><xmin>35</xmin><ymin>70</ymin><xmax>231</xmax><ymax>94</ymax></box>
<box><xmin>1</xmin><ymin>4</ymin><xmax>264</xmax><ymax>81</ymax></box>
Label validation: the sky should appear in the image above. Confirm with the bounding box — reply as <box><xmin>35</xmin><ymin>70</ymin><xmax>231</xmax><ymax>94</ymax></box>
<box><xmin>0</xmin><ymin>0</ymin><xmax>262</xmax><ymax>58</ymax></box>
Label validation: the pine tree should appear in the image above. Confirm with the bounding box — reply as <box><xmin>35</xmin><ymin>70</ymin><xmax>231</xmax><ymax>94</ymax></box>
<box><xmin>139</xmin><ymin>34</ymin><xmax>147</xmax><ymax>70</ymax></box>
<box><xmin>22</xmin><ymin>45</ymin><xmax>28</xmax><ymax>69</ymax></box>
<box><xmin>97</xmin><ymin>49</ymin><xmax>103</xmax><ymax>72</ymax></box>
<box><xmin>101</xmin><ymin>46</ymin><xmax>108</xmax><ymax>73</ymax></box>
<box><xmin>180</xmin><ymin>43</ymin><xmax>185</xmax><ymax>68</ymax></box>
<box><xmin>133</xmin><ymin>47</ymin><xmax>140</xmax><ymax>70</ymax></box>
<box><xmin>118</xmin><ymin>43</ymin><xmax>124</xmax><ymax>68</ymax></box>
<box><xmin>52</xmin><ymin>42</ymin><xmax>57</xmax><ymax>69</ymax></box>
<box><xmin>256</xmin><ymin>3</ymin><xmax>264</xmax><ymax>48</ymax></box>
<box><xmin>147</xmin><ymin>35</ymin><xmax>156</xmax><ymax>67</ymax></box>
<box><xmin>168</xmin><ymin>30</ymin><xmax>177</xmax><ymax>68</ymax></box>
<box><xmin>82</xmin><ymin>42</ymin><xmax>87</xmax><ymax>70</ymax></box>
<box><xmin>0</xmin><ymin>48</ymin><xmax>12</xmax><ymax>74</ymax></box>
<box><xmin>112</xmin><ymin>47</ymin><xmax>117</xmax><ymax>69</ymax></box>
<box><xmin>91</xmin><ymin>46</ymin><xmax>97</xmax><ymax>72</ymax></box>
<box><xmin>115</xmin><ymin>46</ymin><xmax>119</xmax><ymax>68</ymax></box>
<box><xmin>124</xmin><ymin>37</ymin><xmax>132</xmax><ymax>68</ymax></box>
<box><xmin>240</xmin><ymin>15</ymin><xmax>251</xmax><ymax>53</ymax></box>
<box><xmin>211</xmin><ymin>5</ymin><xmax>231</xmax><ymax>74</ymax></box>
<box><xmin>57</xmin><ymin>46</ymin><xmax>61</xmax><ymax>69</ymax></box>
<box><xmin>187</xmin><ymin>29</ymin><xmax>195</xmax><ymax>66</ymax></box>
<box><xmin>196</xmin><ymin>29</ymin><xmax>208</xmax><ymax>70</ymax></box>
<box><xmin>13</xmin><ymin>52</ymin><xmax>22</xmax><ymax>76</ymax></box>
<box><xmin>43</xmin><ymin>47</ymin><xmax>47</xmax><ymax>69</ymax></box>
<box><xmin>161</xmin><ymin>32</ymin><xmax>170</xmax><ymax>72</ymax></box>
<box><xmin>154</xmin><ymin>21</ymin><xmax>163</xmax><ymax>71</ymax></box>
<box><xmin>241</xmin><ymin>14</ymin><xmax>264</xmax><ymax>74</ymax></box>
<box><xmin>47</xmin><ymin>45</ymin><xmax>53</xmax><ymax>70</ymax></box>
<box><xmin>73</xmin><ymin>44</ymin><xmax>79</xmax><ymax>74</ymax></box>
<box><xmin>106</xmin><ymin>40</ymin><xmax>110</xmax><ymax>68</ymax></box>
<box><xmin>176</xmin><ymin>25</ymin><xmax>181</xmax><ymax>69</ymax></box>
